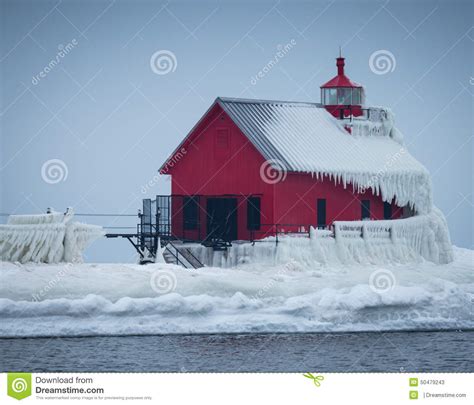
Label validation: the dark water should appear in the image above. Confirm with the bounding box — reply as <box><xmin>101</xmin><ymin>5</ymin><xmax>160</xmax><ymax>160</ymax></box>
<box><xmin>0</xmin><ymin>331</ymin><xmax>472</xmax><ymax>372</ymax></box>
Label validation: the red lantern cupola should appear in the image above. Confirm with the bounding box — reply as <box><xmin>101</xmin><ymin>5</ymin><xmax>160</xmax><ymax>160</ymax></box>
<box><xmin>320</xmin><ymin>53</ymin><xmax>364</xmax><ymax>119</ymax></box>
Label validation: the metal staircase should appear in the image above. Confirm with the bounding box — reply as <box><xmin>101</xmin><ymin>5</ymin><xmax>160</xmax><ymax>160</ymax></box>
<box><xmin>162</xmin><ymin>241</ymin><xmax>204</xmax><ymax>269</ymax></box>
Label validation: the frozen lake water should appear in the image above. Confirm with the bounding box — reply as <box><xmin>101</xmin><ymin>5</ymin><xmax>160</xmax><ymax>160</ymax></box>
<box><xmin>1</xmin><ymin>331</ymin><xmax>472</xmax><ymax>372</ymax></box>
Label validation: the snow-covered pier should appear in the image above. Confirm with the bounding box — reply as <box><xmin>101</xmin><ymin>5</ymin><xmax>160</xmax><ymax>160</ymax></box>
<box><xmin>180</xmin><ymin>209</ymin><xmax>453</xmax><ymax>268</ymax></box>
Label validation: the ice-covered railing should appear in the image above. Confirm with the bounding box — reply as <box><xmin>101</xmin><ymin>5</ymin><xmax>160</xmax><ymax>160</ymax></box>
<box><xmin>0</xmin><ymin>209</ymin><xmax>104</xmax><ymax>264</ymax></box>
<box><xmin>330</xmin><ymin>207</ymin><xmax>453</xmax><ymax>264</ymax></box>
<box><xmin>345</xmin><ymin>107</ymin><xmax>404</xmax><ymax>144</ymax></box>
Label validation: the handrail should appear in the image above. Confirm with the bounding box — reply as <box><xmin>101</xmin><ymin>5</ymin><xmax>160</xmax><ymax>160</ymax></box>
<box><xmin>250</xmin><ymin>223</ymin><xmax>313</xmax><ymax>243</ymax></box>
<box><xmin>164</xmin><ymin>245</ymin><xmax>188</xmax><ymax>267</ymax></box>
<box><xmin>166</xmin><ymin>240</ymin><xmax>204</xmax><ymax>269</ymax></box>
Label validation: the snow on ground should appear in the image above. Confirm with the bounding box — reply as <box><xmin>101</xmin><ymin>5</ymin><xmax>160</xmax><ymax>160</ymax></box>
<box><xmin>0</xmin><ymin>246</ymin><xmax>472</xmax><ymax>337</ymax></box>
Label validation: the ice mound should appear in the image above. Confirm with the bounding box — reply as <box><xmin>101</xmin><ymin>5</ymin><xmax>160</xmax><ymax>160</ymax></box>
<box><xmin>0</xmin><ymin>209</ymin><xmax>103</xmax><ymax>264</ymax></box>
<box><xmin>0</xmin><ymin>247</ymin><xmax>472</xmax><ymax>337</ymax></box>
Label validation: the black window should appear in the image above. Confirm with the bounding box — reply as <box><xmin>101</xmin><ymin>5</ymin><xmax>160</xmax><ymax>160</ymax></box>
<box><xmin>183</xmin><ymin>196</ymin><xmax>198</xmax><ymax>230</ymax></box>
<box><xmin>383</xmin><ymin>202</ymin><xmax>392</xmax><ymax>220</ymax></box>
<box><xmin>317</xmin><ymin>199</ymin><xmax>326</xmax><ymax>228</ymax></box>
<box><xmin>361</xmin><ymin>200</ymin><xmax>371</xmax><ymax>220</ymax></box>
<box><xmin>247</xmin><ymin>197</ymin><xmax>261</xmax><ymax>230</ymax></box>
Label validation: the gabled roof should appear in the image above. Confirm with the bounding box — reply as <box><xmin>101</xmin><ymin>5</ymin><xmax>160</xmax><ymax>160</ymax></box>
<box><xmin>159</xmin><ymin>97</ymin><xmax>432</xmax><ymax>213</ymax></box>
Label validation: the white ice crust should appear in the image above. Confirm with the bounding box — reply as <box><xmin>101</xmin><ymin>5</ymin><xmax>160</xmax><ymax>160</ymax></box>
<box><xmin>0</xmin><ymin>209</ymin><xmax>103</xmax><ymax>263</ymax></box>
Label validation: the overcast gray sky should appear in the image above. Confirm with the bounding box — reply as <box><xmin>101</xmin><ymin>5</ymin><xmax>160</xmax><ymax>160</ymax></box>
<box><xmin>1</xmin><ymin>0</ymin><xmax>472</xmax><ymax>262</ymax></box>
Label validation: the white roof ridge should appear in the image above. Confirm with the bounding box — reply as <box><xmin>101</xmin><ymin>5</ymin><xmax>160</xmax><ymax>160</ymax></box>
<box><xmin>217</xmin><ymin>96</ymin><xmax>323</xmax><ymax>107</ymax></box>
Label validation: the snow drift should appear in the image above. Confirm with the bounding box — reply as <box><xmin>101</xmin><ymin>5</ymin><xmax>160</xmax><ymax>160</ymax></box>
<box><xmin>0</xmin><ymin>209</ymin><xmax>103</xmax><ymax>264</ymax></box>
<box><xmin>0</xmin><ymin>247</ymin><xmax>472</xmax><ymax>337</ymax></box>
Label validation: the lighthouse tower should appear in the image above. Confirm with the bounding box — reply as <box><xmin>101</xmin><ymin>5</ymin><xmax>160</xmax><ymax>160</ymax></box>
<box><xmin>320</xmin><ymin>53</ymin><xmax>364</xmax><ymax>119</ymax></box>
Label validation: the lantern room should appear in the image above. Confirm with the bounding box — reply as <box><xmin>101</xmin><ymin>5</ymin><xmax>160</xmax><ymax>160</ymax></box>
<box><xmin>320</xmin><ymin>55</ymin><xmax>364</xmax><ymax>119</ymax></box>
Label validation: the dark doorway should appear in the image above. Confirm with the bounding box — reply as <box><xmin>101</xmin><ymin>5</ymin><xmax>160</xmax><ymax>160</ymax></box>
<box><xmin>361</xmin><ymin>200</ymin><xmax>371</xmax><ymax>220</ymax></box>
<box><xmin>247</xmin><ymin>197</ymin><xmax>261</xmax><ymax>230</ymax></box>
<box><xmin>383</xmin><ymin>201</ymin><xmax>392</xmax><ymax>220</ymax></box>
<box><xmin>206</xmin><ymin>198</ymin><xmax>238</xmax><ymax>241</ymax></box>
<box><xmin>317</xmin><ymin>199</ymin><xmax>326</xmax><ymax>228</ymax></box>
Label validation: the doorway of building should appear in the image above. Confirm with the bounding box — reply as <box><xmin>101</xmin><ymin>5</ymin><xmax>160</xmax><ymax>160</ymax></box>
<box><xmin>206</xmin><ymin>198</ymin><xmax>238</xmax><ymax>241</ymax></box>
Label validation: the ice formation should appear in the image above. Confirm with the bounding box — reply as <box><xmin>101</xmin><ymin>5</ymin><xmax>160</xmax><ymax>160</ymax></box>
<box><xmin>186</xmin><ymin>207</ymin><xmax>453</xmax><ymax>268</ymax></box>
<box><xmin>0</xmin><ymin>209</ymin><xmax>103</xmax><ymax>264</ymax></box>
<box><xmin>219</xmin><ymin>98</ymin><xmax>432</xmax><ymax>214</ymax></box>
<box><xmin>349</xmin><ymin>107</ymin><xmax>402</xmax><ymax>142</ymax></box>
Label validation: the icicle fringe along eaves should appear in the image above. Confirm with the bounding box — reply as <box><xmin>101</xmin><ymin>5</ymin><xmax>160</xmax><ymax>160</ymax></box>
<box><xmin>305</xmin><ymin>169</ymin><xmax>432</xmax><ymax>215</ymax></box>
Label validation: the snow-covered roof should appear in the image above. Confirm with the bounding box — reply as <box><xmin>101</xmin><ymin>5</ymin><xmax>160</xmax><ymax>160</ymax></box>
<box><xmin>160</xmin><ymin>97</ymin><xmax>432</xmax><ymax>214</ymax></box>
<box><xmin>218</xmin><ymin>98</ymin><xmax>431</xmax><ymax>213</ymax></box>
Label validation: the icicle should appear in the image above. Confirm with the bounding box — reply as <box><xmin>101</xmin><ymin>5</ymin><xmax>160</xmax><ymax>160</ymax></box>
<box><xmin>0</xmin><ymin>211</ymin><xmax>104</xmax><ymax>264</ymax></box>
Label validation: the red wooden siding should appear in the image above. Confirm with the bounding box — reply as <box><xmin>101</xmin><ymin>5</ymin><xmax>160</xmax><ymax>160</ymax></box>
<box><xmin>165</xmin><ymin>104</ymin><xmax>275</xmax><ymax>241</ymax></box>
<box><xmin>162</xmin><ymin>103</ymin><xmax>404</xmax><ymax>241</ymax></box>
<box><xmin>273</xmin><ymin>173</ymin><xmax>402</xmax><ymax>230</ymax></box>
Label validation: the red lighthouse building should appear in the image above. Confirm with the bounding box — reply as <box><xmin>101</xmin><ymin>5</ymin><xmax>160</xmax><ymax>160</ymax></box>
<box><xmin>156</xmin><ymin>56</ymin><xmax>427</xmax><ymax>247</ymax></box>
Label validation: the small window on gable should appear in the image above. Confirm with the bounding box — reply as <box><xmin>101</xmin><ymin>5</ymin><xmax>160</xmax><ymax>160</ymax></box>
<box><xmin>216</xmin><ymin>129</ymin><xmax>229</xmax><ymax>149</ymax></box>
